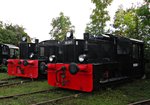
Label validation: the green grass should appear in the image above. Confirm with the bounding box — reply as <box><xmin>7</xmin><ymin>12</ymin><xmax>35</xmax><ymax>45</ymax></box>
<box><xmin>0</xmin><ymin>79</ymin><xmax>78</xmax><ymax>105</ymax></box>
<box><xmin>0</xmin><ymin>92</ymin><xmax>63</xmax><ymax>105</ymax></box>
<box><xmin>0</xmin><ymin>73</ymin><xmax>150</xmax><ymax>105</ymax></box>
<box><xmin>0</xmin><ymin>81</ymin><xmax>50</xmax><ymax>96</ymax></box>
<box><xmin>59</xmin><ymin>79</ymin><xmax>150</xmax><ymax>105</ymax></box>
<box><xmin>0</xmin><ymin>73</ymin><xmax>13</xmax><ymax>80</ymax></box>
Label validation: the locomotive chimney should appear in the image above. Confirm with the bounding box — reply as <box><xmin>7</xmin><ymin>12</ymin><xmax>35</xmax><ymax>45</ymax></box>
<box><xmin>84</xmin><ymin>33</ymin><xmax>89</xmax><ymax>40</ymax></box>
<box><xmin>83</xmin><ymin>33</ymin><xmax>89</xmax><ymax>52</ymax></box>
<box><xmin>66</xmin><ymin>30</ymin><xmax>74</xmax><ymax>40</ymax></box>
<box><xmin>35</xmin><ymin>39</ymin><xmax>39</xmax><ymax>54</ymax></box>
<box><xmin>70</xmin><ymin>30</ymin><xmax>73</xmax><ymax>39</ymax></box>
<box><xmin>21</xmin><ymin>37</ymin><xmax>27</xmax><ymax>43</ymax></box>
<box><xmin>35</xmin><ymin>39</ymin><xmax>39</xmax><ymax>44</ymax></box>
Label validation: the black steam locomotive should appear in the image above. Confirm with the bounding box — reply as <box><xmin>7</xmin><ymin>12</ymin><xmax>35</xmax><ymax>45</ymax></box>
<box><xmin>7</xmin><ymin>37</ymin><xmax>59</xmax><ymax>78</ymax></box>
<box><xmin>46</xmin><ymin>33</ymin><xmax>145</xmax><ymax>92</ymax></box>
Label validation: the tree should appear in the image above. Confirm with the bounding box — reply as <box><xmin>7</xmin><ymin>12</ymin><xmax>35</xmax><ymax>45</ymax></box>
<box><xmin>0</xmin><ymin>22</ymin><xmax>31</xmax><ymax>46</ymax></box>
<box><xmin>0</xmin><ymin>21</ymin><xmax>3</xmax><ymax>28</ymax></box>
<box><xmin>137</xmin><ymin>0</ymin><xmax>150</xmax><ymax>62</ymax></box>
<box><xmin>136</xmin><ymin>0</ymin><xmax>150</xmax><ymax>37</ymax></box>
<box><xmin>49</xmin><ymin>12</ymin><xmax>75</xmax><ymax>41</ymax></box>
<box><xmin>113</xmin><ymin>6</ymin><xmax>141</xmax><ymax>39</ymax></box>
<box><xmin>85</xmin><ymin>0</ymin><xmax>113</xmax><ymax>35</ymax></box>
<box><xmin>113</xmin><ymin>1</ymin><xmax>150</xmax><ymax>64</ymax></box>
<box><xmin>5</xmin><ymin>24</ymin><xmax>31</xmax><ymax>44</ymax></box>
<box><xmin>113</xmin><ymin>0</ymin><xmax>150</xmax><ymax>39</ymax></box>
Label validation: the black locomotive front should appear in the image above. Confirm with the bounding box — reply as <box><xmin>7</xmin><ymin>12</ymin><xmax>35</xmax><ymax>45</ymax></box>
<box><xmin>7</xmin><ymin>38</ymin><xmax>59</xmax><ymax>79</ymax></box>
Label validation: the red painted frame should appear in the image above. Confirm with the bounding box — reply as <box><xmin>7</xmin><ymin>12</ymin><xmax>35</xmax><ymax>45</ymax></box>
<box><xmin>7</xmin><ymin>59</ymin><xmax>38</xmax><ymax>79</ymax></box>
<box><xmin>47</xmin><ymin>63</ymin><xmax>93</xmax><ymax>92</ymax></box>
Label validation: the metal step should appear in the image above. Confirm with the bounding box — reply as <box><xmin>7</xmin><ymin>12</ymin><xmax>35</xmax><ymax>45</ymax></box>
<box><xmin>99</xmin><ymin>76</ymin><xmax>128</xmax><ymax>84</ymax></box>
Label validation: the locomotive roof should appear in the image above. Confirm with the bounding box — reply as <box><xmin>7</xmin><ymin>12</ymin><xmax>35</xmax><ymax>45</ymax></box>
<box><xmin>39</xmin><ymin>40</ymin><xmax>59</xmax><ymax>45</ymax></box>
<box><xmin>129</xmin><ymin>38</ymin><xmax>144</xmax><ymax>43</ymax></box>
<box><xmin>109</xmin><ymin>34</ymin><xmax>144</xmax><ymax>44</ymax></box>
<box><xmin>0</xmin><ymin>44</ymin><xmax>8</xmax><ymax>48</ymax></box>
<box><xmin>4</xmin><ymin>44</ymin><xmax>19</xmax><ymax>49</ymax></box>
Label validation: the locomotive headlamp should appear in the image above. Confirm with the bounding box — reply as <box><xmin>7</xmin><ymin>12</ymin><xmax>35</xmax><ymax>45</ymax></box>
<box><xmin>49</xmin><ymin>55</ymin><xmax>56</xmax><ymax>62</ymax></box>
<box><xmin>78</xmin><ymin>54</ymin><xmax>87</xmax><ymax>62</ymax></box>
<box><xmin>29</xmin><ymin>53</ymin><xmax>34</xmax><ymax>59</ymax></box>
<box><xmin>66</xmin><ymin>32</ymin><xmax>70</xmax><ymax>38</ymax></box>
<box><xmin>22</xmin><ymin>37</ymin><xmax>27</xmax><ymax>42</ymax></box>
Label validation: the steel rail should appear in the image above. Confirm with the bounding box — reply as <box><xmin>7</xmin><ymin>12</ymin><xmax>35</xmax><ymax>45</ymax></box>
<box><xmin>0</xmin><ymin>77</ymin><xmax>19</xmax><ymax>81</ymax></box>
<box><xmin>0</xmin><ymin>80</ymin><xmax>31</xmax><ymax>88</ymax></box>
<box><xmin>128</xmin><ymin>99</ymin><xmax>150</xmax><ymax>105</ymax></box>
<box><xmin>32</xmin><ymin>93</ymin><xmax>82</xmax><ymax>105</ymax></box>
<box><xmin>0</xmin><ymin>89</ymin><xmax>55</xmax><ymax>100</ymax></box>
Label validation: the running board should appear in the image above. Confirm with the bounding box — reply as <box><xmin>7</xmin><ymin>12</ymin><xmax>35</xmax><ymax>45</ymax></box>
<box><xmin>99</xmin><ymin>76</ymin><xmax>128</xmax><ymax>84</ymax></box>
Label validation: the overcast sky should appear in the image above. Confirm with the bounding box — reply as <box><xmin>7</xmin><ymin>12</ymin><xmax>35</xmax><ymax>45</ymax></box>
<box><xmin>0</xmin><ymin>0</ymin><xmax>143</xmax><ymax>41</ymax></box>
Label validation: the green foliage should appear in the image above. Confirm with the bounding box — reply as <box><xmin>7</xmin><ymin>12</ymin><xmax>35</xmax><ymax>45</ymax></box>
<box><xmin>113</xmin><ymin>1</ymin><xmax>150</xmax><ymax>68</ymax></box>
<box><xmin>138</xmin><ymin>1</ymin><xmax>150</xmax><ymax>61</ymax></box>
<box><xmin>49</xmin><ymin>12</ymin><xmax>75</xmax><ymax>41</ymax></box>
<box><xmin>0</xmin><ymin>21</ymin><xmax>3</xmax><ymax>28</ymax></box>
<box><xmin>138</xmin><ymin>0</ymin><xmax>150</xmax><ymax>61</ymax></box>
<box><xmin>0</xmin><ymin>23</ymin><xmax>31</xmax><ymax>46</ymax></box>
<box><xmin>85</xmin><ymin>0</ymin><xmax>113</xmax><ymax>35</ymax></box>
<box><xmin>59</xmin><ymin>80</ymin><xmax>150</xmax><ymax>105</ymax></box>
<box><xmin>136</xmin><ymin>0</ymin><xmax>150</xmax><ymax>37</ymax></box>
<box><xmin>113</xmin><ymin>1</ymin><xmax>150</xmax><ymax>39</ymax></box>
<box><xmin>113</xmin><ymin>7</ymin><xmax>141</xmax><ymax>39</ymax></box>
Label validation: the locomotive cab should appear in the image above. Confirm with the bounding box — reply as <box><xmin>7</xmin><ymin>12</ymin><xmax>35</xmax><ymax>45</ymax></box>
<box><xmin>130</xmin><ymin>38</ymin><xmax>145</xmax><ymax>78</ymax></box>
<box><xmin>5</xmin><ymin>44</ymin><xmax>19</xmax><ymax>59</ymax></box>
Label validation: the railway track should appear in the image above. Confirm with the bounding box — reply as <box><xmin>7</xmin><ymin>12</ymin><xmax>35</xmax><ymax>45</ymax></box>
<box><xmin>128</xmin><ymin>99</ymin><xmax>150</xmax><ymax>105</ymax></box>
<box><xmin>32</xmin><ymin>93</ymin><xmax>82</xmax><ymax>105</ymax></box>
<box><xmin>0</xmin><ymin>89</ymin><xmax>55</xmax><ymax>100</ymax></box>
<box><xmin>0</xmin><ymin>77</ymin><xmax>34</xmax><ymax>88</ymax></box>
<box><xmin>0</xmin><ymin>77</ymin><xmax>18</xmax><ymax>81</ymax></box>
<box><xmin>0</xmin><ymin>80</ymin><xmax>31</xmax><ymax>88</ymax></box>
<box><xmin>0</xmin><ymin>76</ymin><xmax>46</xmax><ymax>88</ymax></box>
